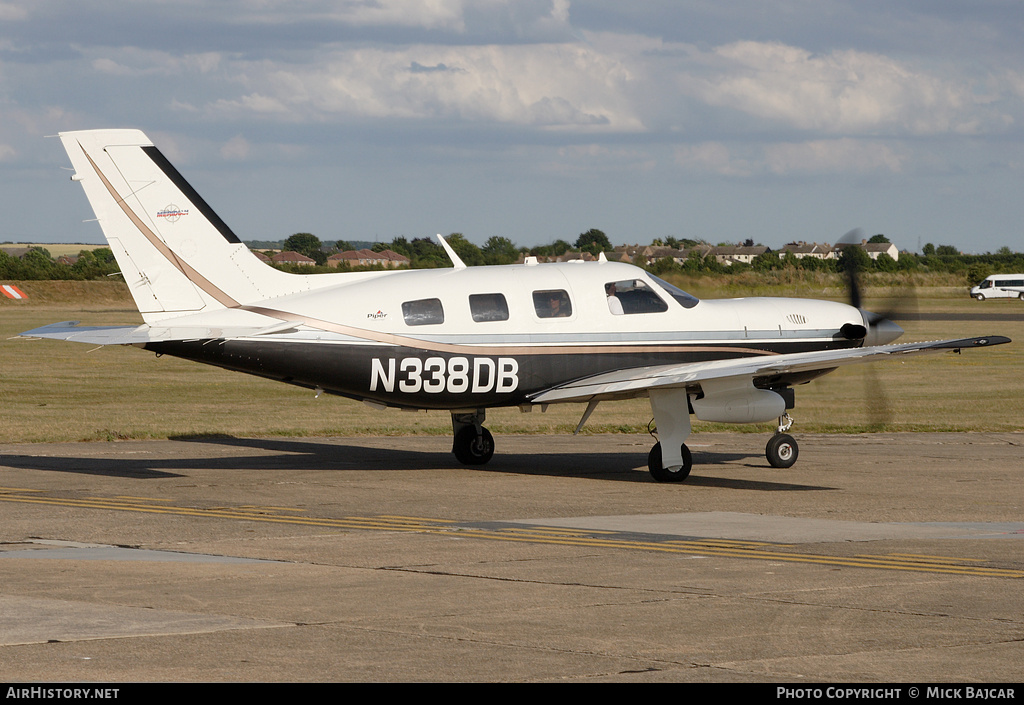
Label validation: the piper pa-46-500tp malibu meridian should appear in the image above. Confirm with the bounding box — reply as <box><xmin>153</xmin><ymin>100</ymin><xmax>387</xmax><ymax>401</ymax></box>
<box><xmin>23</xmin><ymin>129</ymin><xmax>1010</xmax><ymax>481</ymax></box>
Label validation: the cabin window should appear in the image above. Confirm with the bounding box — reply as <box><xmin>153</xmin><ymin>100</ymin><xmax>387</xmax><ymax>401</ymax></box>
<box><xmin>604</xmin><ymin>279</ymin><xmax>669</xmax><ymax>315</ymax></box>
<box><xmin>470</xmin><ymin>293</ymin><xmax>509</xmax><ymax>322</ymax></box>
<box><xmin>649</xmin><ymin>274</ymin><xmax>700</xmax><ymax>309</ymax></box>
<box><xmin>402</xmin><ymin>298</ymin><xmax>445</xmax><ymax>326</ymax></box>
<box><xmin>533</xmin><ymin>290</ymin><xmax>573</xmax><ymax>318</ymax></box>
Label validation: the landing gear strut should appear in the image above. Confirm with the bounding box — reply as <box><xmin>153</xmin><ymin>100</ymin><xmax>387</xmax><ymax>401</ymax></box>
<box><xmin>647</xmin><ymin>388</ymin><xmax>693</xmax><ymax>482</ymax></box>
<box><xmin>451</xmin><ymin>409</ymin><xmax>494</xmax><ymax>465</ymax></box>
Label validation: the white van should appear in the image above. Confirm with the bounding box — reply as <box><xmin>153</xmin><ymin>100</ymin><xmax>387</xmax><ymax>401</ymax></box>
<box><xmin>971</xmin><ymin>274</ymin><xmax>1024</xmax><ymax>300</ymax></box>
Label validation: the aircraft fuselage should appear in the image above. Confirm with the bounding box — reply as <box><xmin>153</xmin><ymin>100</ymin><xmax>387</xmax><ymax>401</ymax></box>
<box><xmin>142</xmin><ymin>261</ymin><xmax>867</xmax><ymax>410</ymax></box>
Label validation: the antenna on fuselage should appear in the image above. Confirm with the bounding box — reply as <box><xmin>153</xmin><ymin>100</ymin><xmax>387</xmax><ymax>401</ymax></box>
<box><xmin>436</xmin><ymin>233</ymin><xmax>467</xmax><ymax>270</ymax></box>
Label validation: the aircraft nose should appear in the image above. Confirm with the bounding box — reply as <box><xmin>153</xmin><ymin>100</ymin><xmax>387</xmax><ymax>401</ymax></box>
<box><xmin>862</xmin><ymin>310</ymin><xmax>903</xmax><ymax>346</ymax></box>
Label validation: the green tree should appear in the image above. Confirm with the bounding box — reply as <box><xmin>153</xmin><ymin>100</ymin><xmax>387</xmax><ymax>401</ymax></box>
<box><xmin>751</xmin><ymin>251</ymin><xmax>780</xmax><ymax>272</ymax></box>
<box><xmin>922</xmin><ymin>243</ymin><xmax>935</xmax><ymax>256</ymax></box>
<box><xmin>575</xmin><ymin>228</ymin><xmax>611</xmax><ymax>256</ymax></box>
<box><xmin>868</xmin><ymin>234</ymin><xmax>891</xmax><ymax>244</ymax></box>
<box><xmin>444</xmin><ymin>233</ymin><xmax>484</xmax><ymax>266</ymax></box>
<box><xmin>837</xmin><ymin>244</ymin><xmax>871</xmax><ymax>273</ymax></box>
<box><xmin>283</xmin><ymin>232</ymin><xmax>325</xmax><ymax>264</ymax></box>
<box><xmin>966</xmin><ymin>262</ymin><xmax>993</xmax><ymax>284</ymax></box>
<box><xmin>482</xmin><ymin>236</ymin><xmax>519</xmax><ymax>265</ymax></box>
<box><xmin>408</xmin><ymin>238</ymin><xmax>447</xmax><ymax>268</ymax></box>
<box><xmin>375</xmin><ymin>237</ymin><xmax>411</xmax><ymax>258</ymax></box>
<box><xmin>874</xmin><ymin>252</ymin><xmax>898</xmax><ymax>272</ymax></box>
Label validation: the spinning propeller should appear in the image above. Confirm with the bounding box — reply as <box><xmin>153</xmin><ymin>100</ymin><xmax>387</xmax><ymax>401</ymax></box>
<box><xmin>838</xmin><ymin>228</ymin><xmax>906</xmax><ymax>347</ymax></box>
<box><xmin>837</xmin><ymin>228</ymin><xmax>915</xmax><ymax>430</ymax></box>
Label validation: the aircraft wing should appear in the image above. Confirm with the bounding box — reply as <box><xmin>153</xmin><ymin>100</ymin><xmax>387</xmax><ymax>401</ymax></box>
<box><xmin>529</xmin><ymin>335</ymin><xmax>1011</xmax><ymax>404</ymax></box>
<box><xmin>20</xmin><ymin>320</ymin><xmax>299</xmax><ymax>345</ymax></box>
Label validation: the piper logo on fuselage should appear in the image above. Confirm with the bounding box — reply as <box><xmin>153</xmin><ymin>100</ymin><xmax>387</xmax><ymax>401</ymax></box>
<box><xmin>370</xmin><ymin>357</ymin><xmax>519</xmax><ymax>394</ymax></box>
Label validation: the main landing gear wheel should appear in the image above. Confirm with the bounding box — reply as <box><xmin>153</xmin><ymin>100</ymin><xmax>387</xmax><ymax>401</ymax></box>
<box><xmin>766</xmin><ymin>434</ymin><xmax>798</xmax><ymax>468</ymax></box>
<box><xmin>453</xmin><ymin>426</ymin><xmax>495</xmax><ymax>465</ymax></box>
<box><xmin>647</xmin><ymin>442</ymin><xmax>692</xmax><ymax>482</ymax></box>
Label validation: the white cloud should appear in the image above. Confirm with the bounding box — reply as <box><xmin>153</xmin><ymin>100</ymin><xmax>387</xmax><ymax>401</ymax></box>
<box><xmin>675</xmin><ymin>138</ymin><xmax>905</xmax><ymax>177</ymax></box>
<box><xmin>205</xmin><ymin>43</ymin><xmax>644</xmax><ymax>130</ymax></box>
<box><xmin>544</xmin><ymin>143</ymin><xmax>656</xmax><ymax>175</ymax></box>
<box><xmin>0</xmin><ymin>2</ymin><xmax>28</xmax><ymax>21</ymax></box>
<box><xmin>220</xmin><ymin>134</ymin><xmax>251</xmax><ymax>160</ymax></box>
<box><xmin>327</xmin><ymin>0</ymin><xmax>469</xmax><ymax>31</ymax></box>
<box><xmin>763</xmin><ymin>138</ymin><xmax>905</xmax><ymax>174</ymax></box>
<box><xmin>210</xmin><ymin>93</ymin><xmax>291</xmax><ymax>117</ymax></box>
<box><xmin>679</xmin><ymin>40</ymin><xmax>1001</xmax><ymax>136</ymax></box>
<box><xmin>675</xmin><ymin>142</ymin><xmax>753</xmax><ymax>177</ymax></box>
<box><xmin>232</xmin><ymin>0</ymin><xmax>574</xmax><ymax>37</ymax></box>
<box><xmin>88</xmin><ymin>49</ymin><xmax>224</xmax><ymax>78</ymax></box>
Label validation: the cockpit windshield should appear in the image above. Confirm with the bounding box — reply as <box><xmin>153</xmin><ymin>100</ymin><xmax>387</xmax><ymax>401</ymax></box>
<box><xmin>649</xmin><ymin>274</ymin><xmax>700</xmax><ymax>309</ymax></box>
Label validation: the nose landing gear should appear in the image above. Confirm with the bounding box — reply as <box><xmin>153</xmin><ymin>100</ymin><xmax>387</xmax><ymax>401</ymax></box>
<box><xmin>766</xmin><ymin>413</ymin><xmax>799</xmax><ymax>468</ymax></box>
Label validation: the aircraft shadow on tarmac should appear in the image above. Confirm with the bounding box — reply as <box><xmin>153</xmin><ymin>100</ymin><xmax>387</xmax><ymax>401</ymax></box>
<box><xmin>1</xmin><ymin>435</ymin><xmax>836</xmax><ymax>491</ymax></box>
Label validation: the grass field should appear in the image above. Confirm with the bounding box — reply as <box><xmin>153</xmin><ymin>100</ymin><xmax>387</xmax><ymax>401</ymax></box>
<box><xmin>1</xmin><ymin>279</ymin><xmax>1021</xmax><ymax>443</ymax></box>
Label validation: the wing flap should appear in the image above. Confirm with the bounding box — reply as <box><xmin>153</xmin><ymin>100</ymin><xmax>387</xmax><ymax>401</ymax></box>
<box><xmin>529</xmin><ymin>336</ymin><xmax>1010</xmax><ymax>404</ymax></box>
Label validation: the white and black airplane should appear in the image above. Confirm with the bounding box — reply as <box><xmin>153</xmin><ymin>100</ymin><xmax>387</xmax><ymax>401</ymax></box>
<box><xmin>23</xmin><ymin>129</ymin><xmax>1011</xmax><ymax>481</ymax></box>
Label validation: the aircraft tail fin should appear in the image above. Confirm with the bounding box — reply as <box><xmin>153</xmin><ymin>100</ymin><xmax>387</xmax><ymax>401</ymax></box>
<box><xmin>59</xmin><ymin>129</ymin><xmax>313</xmax><ymax>323</ymax></box>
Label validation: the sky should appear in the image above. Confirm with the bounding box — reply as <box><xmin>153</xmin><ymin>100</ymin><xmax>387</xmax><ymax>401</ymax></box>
<box><xmin>2</xmin><ymin>0</ymin><xmax>1023</xmax><ymax>254</ymax></box>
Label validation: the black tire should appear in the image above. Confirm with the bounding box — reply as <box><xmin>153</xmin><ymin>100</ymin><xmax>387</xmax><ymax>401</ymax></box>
<box><xmin>453</xmin><ymin>426</ymin><xmax>495</xmax><ymax>465</ymax></box>
<box><xmin>766</xmin><ymin>434</ymin><xmax>798</xmax><ymax>468</ymax></box>
<box><xmin>647</xmin><ymin>442</ymin><xmax>692</xmax><ymax>482</ymax></box>
<box><xmin>975</xmin><ymin>294</ymin><xmax>985</xmax><ymax>301</ymax></box>
<box><xmin>1019</xmin><ymin>293</ymin><xmax>1024</xmax><ymax>301</ymax></box>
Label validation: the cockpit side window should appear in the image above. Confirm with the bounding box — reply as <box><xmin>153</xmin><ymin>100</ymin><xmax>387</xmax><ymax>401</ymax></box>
<box><xmin>604</xmin><ymin>279</ymin><xmax>668</xmax><ymax>314</ymax></box>
<box><xmin>533</xmin><ymin>290</ymin><xmax>573</xmax><ymax>318</ymax></box>
<box><xmin>402</xmin><ymin>298</ymin><xmax>445</xmax><ymax>326</ymax></box>
<box><xmin>649</xmin><ymin>274</ymin><xmax>700</xmax><ymax>309</ymax></box>
<box><xmin>469</xmin><ymin>293</ymin><xmax>510</xmax><ymax>322</ymax></box>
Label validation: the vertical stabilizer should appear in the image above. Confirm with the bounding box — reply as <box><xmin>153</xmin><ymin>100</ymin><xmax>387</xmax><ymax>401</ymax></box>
<box><xmin>59</xmin><ymin>129</ymin><xmax>316</xmax><ymax>322</ymax></box>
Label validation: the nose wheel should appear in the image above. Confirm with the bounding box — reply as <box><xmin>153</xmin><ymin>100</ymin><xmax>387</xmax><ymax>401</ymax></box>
<box><xmin>765</xmin><ymin>413</ymin><xmax>798</xmax><ymax>468</ymax></box>
<box><xmin>766</xmin><ymin>433</ymin><xmax>798</xmax><ymax>468</ymax></box>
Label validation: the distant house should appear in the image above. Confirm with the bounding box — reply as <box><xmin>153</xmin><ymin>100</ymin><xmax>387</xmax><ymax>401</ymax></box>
<box><xmin>777</xmin><ymin>242</ymin><xmax>835</xmax><ymax>260</ymax></box>
<box><xmin>271</xmin><ymin>250</ymin><xmax>316</xmax><ymax>266</ymax></box>
<box><xmin>643</xmin><ymin>246</ymin><xmax>689</xmax><ymax>265</ymax></box>
<box><xmin>327</xmin><ymin>249</ymin><xmax>410</xmax><ymax>268</ymax></box>
<box><xmin>250</xmin><ymin>251</ymin><xmax>272</xmax><ymax>263</ymax></box>
<box><xmin>709</xmin><ymin>245</ymin><xmax>770</xmax><ymax>266</ymax></box>
<box><xmin>863</xmin><ymin>242</ymin><xmax>899</xmax><ymax>262</ymax></box>
<box><xmin>610</xmin><ymin>245</ymin><xmax>690</xmax><ymax>266</ymax></box>
<box><xmin>834</xmin><ymin>239</ymin><xmax>899</xmax><ymax>262</ymax></box>
<box><xmin>377</xmin><ymin>249</ymin><xmax>411</xmax><ymax>267</ymax></box>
